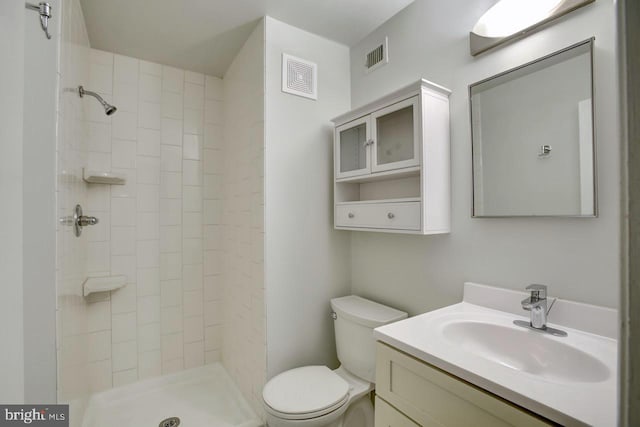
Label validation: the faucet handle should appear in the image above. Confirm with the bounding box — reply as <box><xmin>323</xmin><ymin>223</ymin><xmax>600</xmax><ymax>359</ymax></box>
<box><xmin>526</xmin><ymin>284</ymin><xmax>547</xmax><ymax>300</ymax></box>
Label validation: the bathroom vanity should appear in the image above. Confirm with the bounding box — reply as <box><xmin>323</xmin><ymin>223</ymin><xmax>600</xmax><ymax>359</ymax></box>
<box><xmin>373</xmin><ymin>283</ymin><xmax>617</xmax><ymax>427</ymax></box>
<box><xmin>331</xmin><ymin>79</ymin><xmax>451</xmax><ymax>234</ymax></box>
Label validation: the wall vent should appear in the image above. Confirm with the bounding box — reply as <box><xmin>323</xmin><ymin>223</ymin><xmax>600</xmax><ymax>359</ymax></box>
<box><xmin>282</xmin><ymin>53</ymin><xmax>317</xmax><ymax>100</ymax></box>
<box><xmin>365</xmin><ymin>37</ymin><xmax>389</xmax><ymax>72</ymax></box>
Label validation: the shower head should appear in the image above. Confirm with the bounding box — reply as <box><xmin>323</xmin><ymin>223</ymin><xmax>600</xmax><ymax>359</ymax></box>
<box><xmin>78</xmin><ymin>86</ymin><xmax>117</xmax><ymax>116</ymax></box>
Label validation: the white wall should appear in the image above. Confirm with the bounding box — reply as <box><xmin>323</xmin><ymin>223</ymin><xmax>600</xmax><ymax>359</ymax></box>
<box><xmin>264</xmin><ymin>17</ymin><xmax>352</xmax><ymax>379</ymax></box>
<box><xmin>23</xmin><ymin>0</ymin><xmax>60</xmax><ymax>403</ymax></box>
<box><xmin>349</xmin><ymin>0</ymin><xmax>620</xmax><ymax>314</ymax></box>
<box><xmin>0</xmin><ymin>0</ymin><xmax>25</xmax><ymax>404</ymax></box>
<box><xmin>222</xmin><ymin>19</ymin><xmax>266</xmax><ymax>416</ymax></box>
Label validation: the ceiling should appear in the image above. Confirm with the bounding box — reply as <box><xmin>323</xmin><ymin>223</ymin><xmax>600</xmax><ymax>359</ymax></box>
<box><xmin>79</xmin><ymin>0</ymin><xmax>414</xmax><ymax>77</ymax></box>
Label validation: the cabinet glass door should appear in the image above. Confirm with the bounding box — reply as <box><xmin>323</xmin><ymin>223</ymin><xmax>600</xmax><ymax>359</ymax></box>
<box><xmin>335</xmin><ymin>116</ymin><xmax>371</xmax><ymax>179</ymax></box>
<box><xmin>371</xmin><ymin>96</ymin><xmax>420</xmax><ymax>173</ymax></box>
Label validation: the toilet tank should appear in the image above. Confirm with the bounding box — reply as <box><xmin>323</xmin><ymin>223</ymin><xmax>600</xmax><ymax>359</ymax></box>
<box><xmin>330</xmin><ymin>295</ymin><xmax>407</xmax><ymax>383</ymax></box>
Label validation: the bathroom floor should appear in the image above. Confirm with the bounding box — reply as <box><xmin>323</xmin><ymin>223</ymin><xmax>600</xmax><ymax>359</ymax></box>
<box><xmin>82</xmin><ymin>363</ymin><xmax>262</xmax><ymax>427</ymax></box>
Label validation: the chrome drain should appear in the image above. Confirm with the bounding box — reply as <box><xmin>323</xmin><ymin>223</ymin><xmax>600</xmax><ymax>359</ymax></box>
<box><xmin>159</xmin><ymin>417</ymin><xmax>180</xmax><ymax>427</ymax></box>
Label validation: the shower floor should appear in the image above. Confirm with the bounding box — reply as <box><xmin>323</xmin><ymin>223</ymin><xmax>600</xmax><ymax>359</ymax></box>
<box><xmin>82</xmin><ymin>363</ymin><xmax>262</xmax><ymax>427</ymax></box>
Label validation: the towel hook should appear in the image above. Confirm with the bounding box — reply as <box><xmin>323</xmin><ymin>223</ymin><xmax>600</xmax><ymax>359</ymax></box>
<box><xmin>25</xmin><ymin>2</ymin><xmax>52</xmax><ymax>40</ymax></box>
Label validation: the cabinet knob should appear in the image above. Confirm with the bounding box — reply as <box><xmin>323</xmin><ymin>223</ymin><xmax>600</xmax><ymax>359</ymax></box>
<box><xmin>388</xmin><ymin>212</ymin><xmax>395</xmax><ymax>219</ymax></box>
<box><xmin>348</xmin><ymin>212</ymin><xmax>355</xmax><ymax>219</ymax></box>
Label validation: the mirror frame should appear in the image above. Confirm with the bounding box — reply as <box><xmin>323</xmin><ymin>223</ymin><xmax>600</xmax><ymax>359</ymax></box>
<box><xmin>469</xmin><ymin>38</ymin><xmax>597</xmax><ymax>218</ymax></box>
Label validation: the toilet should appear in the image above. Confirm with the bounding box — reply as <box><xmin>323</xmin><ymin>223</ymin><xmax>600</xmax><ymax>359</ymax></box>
<box><xmin>262</xmin><ymin>295</ymin><xmax>408</xmax><ymax>427</ymax></box>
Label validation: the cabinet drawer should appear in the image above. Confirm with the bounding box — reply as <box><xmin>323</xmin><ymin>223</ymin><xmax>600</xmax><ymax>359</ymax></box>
<box><xmin>375</xmin><ymin>342</ymin><xmax>555</xmax><ymax>427</ymax></box>
<box><xmin>375</xmin><ymin>396</ymin><xmax>420</xmax><ymax>427</ymax></box>
<box><xmin>336</xmin><ymin>202</ymin><xmax>420</xmax><ymax>230</ymax></box>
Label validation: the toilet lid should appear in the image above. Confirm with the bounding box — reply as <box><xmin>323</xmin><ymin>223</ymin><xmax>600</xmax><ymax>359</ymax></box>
<box><xmin>263</xmin><ymin>366</ymin><xmax>349</xmax><ymax>417</ymax></box>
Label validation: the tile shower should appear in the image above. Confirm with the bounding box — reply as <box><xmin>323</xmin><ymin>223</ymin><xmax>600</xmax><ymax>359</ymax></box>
<box><xmin>56</xmin><ymin>0</ymin><xmax>265</xmax><ymax>423</ymax></box>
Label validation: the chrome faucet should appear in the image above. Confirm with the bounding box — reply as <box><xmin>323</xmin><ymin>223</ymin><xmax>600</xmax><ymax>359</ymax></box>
<box><xmin>514</xmin><ymin>284</ymin><xmax>567</xmax><ymax>337</ymax></box>
<box><xmin>521</xmin><ymin>284</ymin><xmax>547</xmax><ymax>329</ymax></box>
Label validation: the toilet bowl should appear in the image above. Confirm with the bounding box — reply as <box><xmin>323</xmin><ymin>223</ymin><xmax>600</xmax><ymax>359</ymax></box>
<box><xmin>262</xmin><ymin>296</ymin><xmax>407</xmax><ymax>427</ymax></box>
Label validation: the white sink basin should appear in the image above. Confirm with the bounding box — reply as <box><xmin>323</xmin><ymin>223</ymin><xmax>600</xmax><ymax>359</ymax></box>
<box><xmin>373</xmin><ymin>283</ymin><xmax>618</xmax><ymax>427</ymax></box>
<box><xmin>440</xmin><ymin>320</ymin><xmax>610</xmax><ymax>383</ymax></box>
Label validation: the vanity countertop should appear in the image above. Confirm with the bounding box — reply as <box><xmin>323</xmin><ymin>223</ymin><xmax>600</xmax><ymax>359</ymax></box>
<box><xmin>373</xmin><ymin>282</ymin><xmax>618</xmax><ymax>427</ymax></box>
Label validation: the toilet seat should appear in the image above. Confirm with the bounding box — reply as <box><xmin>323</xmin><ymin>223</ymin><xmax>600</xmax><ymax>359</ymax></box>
<box><xmin>263</xmin><ymin>366</ymin><xmax>350</xmax><ymax>420</ymax></box>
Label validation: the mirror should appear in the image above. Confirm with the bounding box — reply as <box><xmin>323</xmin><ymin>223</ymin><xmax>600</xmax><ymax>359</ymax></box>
<box><xmin>470</xmin><ymin>39</ymin><xmax>595</xmax><ymax>217</ymax></box>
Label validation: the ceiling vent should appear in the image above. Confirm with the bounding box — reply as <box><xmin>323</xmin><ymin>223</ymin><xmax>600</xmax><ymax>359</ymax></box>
<box><xmin>365</xmin><ymin>37</ymin><xmax>389</xmax><ymax>72</ymax></box>
<box><xmin>282</xmin><ymin>53</ymin><xmax>318</xmax><ymax>100</ymax></box>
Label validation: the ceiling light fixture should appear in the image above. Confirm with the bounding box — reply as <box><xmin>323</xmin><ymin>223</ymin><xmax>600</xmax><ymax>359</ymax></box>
<box><xmin>470</xmin><ymin>0</ymin><xmax>594</xmax><ymax>56</ymax></box>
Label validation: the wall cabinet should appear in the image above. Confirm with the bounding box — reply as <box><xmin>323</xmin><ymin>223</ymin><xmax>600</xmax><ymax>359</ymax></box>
<box><xmin>374</xmin><ymin>342</ymin><xmax>555</xmax><ymax>427</ymax></box>
<box><xmin>332</xmin><ymin>80</ymin><xmax>451</xmax><ymax>234</ymax></box>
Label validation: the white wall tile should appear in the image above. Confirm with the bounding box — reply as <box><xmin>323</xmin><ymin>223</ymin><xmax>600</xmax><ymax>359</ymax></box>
<box><xmin>203</xmin><ymin>225</ymin><xmax>222</xmax><ymax>250</ymax></box>
<box><xmin>112</xmin><ymin>312</ymin><xmax>137</xmax><ymax>343</ymax></box>
<box><xmin>112</xmin><ymin>111</ymin><xmax>138</xmax><ymax>141</ymax></box>
<box><xmin>88</xmin><ymin>331</ymin><xmax>112</xmax><ymax>362</ymax></box>
<box><xmin>89</xmin><ymin>63</ymin><xmax>113</xmax><ymax>95</ymax></box>
<box><xmin>137</xmin><ymin>184</ymin><xmax>160</xmax><ymax>212</ymax></box>
<box><xmin>204</xmin><ymin>300</ymin><xmax>223</xmax><ymax>326</ymax></box>
<box><xmin>138</xmin><ymin>129</ymin><xmax>161</xmax><ymax>157</ymax></box>
<box><xmin>183</xmin><ymin>187</ymin><xmax>202</xmax><ymax>212</ymax></box>
<box><xmin>91</xmin><ymin>49</ymin><xmax>114</xmax><ymax>67</ymax></box>
<box><xmin>140</xmin><ymin>60</ymin><xmax>162</xmax><ymax>77</ymax></box>
<box><xmin>203</xmin><ymin>200</ymin><xmax>223</xmax><ymax>224</ymax></box>
<box><xmin>111</xmin><ymin>198</ymin><xmax>136</xmax><ymax>226</ymax></box>
<box><xmin>87</xmin><ymin>241</ymin><xmax>110</xmax><ymax>273</ymax></box>
<box><xmin>184</xmin><ymin>341</ymin><xmax>204</xmax><ymax>369</ymax></box>
<box><xmin>205</xmin><ymin>76</ymin><xmax>223</xmax><ymax>101</ymax></box>
<box><xmin>139</xmin><ymin>101</ymin><xmax>161</xmax><ymax>130</ymax></box>
<box><xmin>161</xmin><ymin>172</ymin><xmax>182</xmax><ymax>199</ymax></box>
<box><xmin>160</xmin><ymin>225</ymin><xmax>181</xmax><ymax>253</ymax></box>
<box><xmin>184</xmin><ymin>83</ymin><xmax>204</xmax><ymax>110</ymax></box>
<box><xmin>159</xmin><ymin>199</ymin><xmax>182</xmax><ymax>225</ymax></box>
<box><xmin>87</xmin><ymin>185</ymin><xmax>111</xmax><ymax>211</ymax></box>
<box><xmin>87</xmin><ymin>301</ymin><xmax>111</xmax><ymax>332</ymax></box>
<box><xmin>137</xmin><ymin>157</ymin><xmax>161</xmax><ymax>184</ymax></box>
<box><xmin>88</xmin><ymin>122</ymin><xmax>112</xmax><ymax>153</ymax></box>
<box><xmin>183</xmin><ymin>108</ymin><xmax>203</xmax><ymax>135</ymax></box>
<box><xmin>182</xmin><ymin>160</ymin><xmax>202</xmax><ymax>186</ymax></box>
<box><xmin>110</xmin><ymin>169</ymin><xmax>137</xmax><ymax>198</ymax></box>
<box><xmin>162</xmin><ymin>358</ymin><xmax>184</xmax><ymax>375</ymax></box>
<box><xmin>87</xmin><ymin>152</ymin><xmax>112</xmax><ymax>172</ymax></box>
<box><xmin>205</xmin><ymin>351</ymin><xmax>221</xmax><ymax>364</ymax></box>
<box><xmin>113</xmin><ymin>368</ymin><xmax>138</xmax><ymax>387</ymax></box>
<box><xmin>160</xmin><ymin>253</ymin><xmax>182</xmax><ymax>280</ymax></box>
<box><xmin>138</xmin><ymin>322</ymin><xmax>161</xmax><ymax>352</ymax></box>
<box><xmin>204</xmin><ymin>124</ymin><xmax>223</xmax><ymax>149</ymax></box>
<box><xmin>137</xmin><ymin>267</ymin><xmax>160</xmax><ymax>296</ymax></box>
<box><xmin>112</xmin><ymin>139</ymin><xmax>137</xmax><ymax>169</ymax></box>
<box><xmin>183</xmin><ymin>291</ymin><xmax>203</xmax><ymax>318</ymax></box>
<box><xmin>182</xmin><ymin>213</ymin><xmax>202</xmax><ymax>239</ymax></box>
<box><xmin>137</xmin><ymin>240</ymin><xmax>159</xmax><ymax>268</ymax></box>
<box><xmin>205</xmin><ymin>100</ymin><xmax>223</xmax><ymax>125</ymax></box>
<box><xmin>161</xmin><ymin>280</ymin><xmax>182</xmax><ymax>308</ymax></box>
<box><xmin>111</xmin><ymin>226</ymin><xmax>136</xmax><ymax>256</ymax></box>
<box><xmin>137</xmin><ymin>212</ymin><xmax>160</xmax><ymax>240</ymax></box>
<box><xmin>161</xmin><ymin>146</ymin><xmax>182</xmax><ymax>172</ymax></box>
<box><xmin>112</xmin><ymin>341</ymin><xmax>138</xmax><ymax>372</ymax></box>
<box><xmin>86</xmin><ymin>212</ymin><xmax>110</xmax><ymax>242</ymax></box>
<box><xmin>137</xmin><ymin>295</ymin><xmax>160</xmax><ymax>324</ymax></box>
<box><xmin>183</xmin><ymin>135</ymin><xmax>201</xmax><ymax>160</ymax></box>
<box><xmin>162</xmin><ymin>66</ymin><xmax>184</xmax><ymax>94</ymax></box>
<box><xmin>138</xmin><ymin>351</ymin><xmax>161</xmax><ymax>379</ymax></box>
<box><xmin>183</xmin><ymin>264</ymin><xmax>203</xmax><ymax>291</ymax></box>
<box><xmin>110</xmin><ymin>255</ymin><xmax>137</xmax><ymax>283</ymax></box>
<box><xmin>182</xmin><ymin>238</ymin><xmax>202</xmax><ymax>265</ymax></box>
<box><xmin>161</xmin><ymin>333</ymin><xmax>184</xmax><ymax>361</ymax></box>
<box><xmin>204</xmin><ymin>275</ymin><xmax>223</xmax><ymax>301</ymax></box>
<box><xmin>88</xmin><ymin>359</ymin><xmax>113</xmax><ymax>392</ymax></box>
<box><xmin>183</xmin><ymin>316</ymin><xmax>204</xmax><ymax>343</ymax></box>
<box><xmin>161</xmin><ymin>306</ymin><xmax>183</xmax><ymax>334</ymax></box>
<box><xmin>114</xmin><ymin>55</ymin><xmax>139</xmax><ymax>84</ymax></box>
<box><xmin>204</xmin><ymin>325</ymin><xmax>222</xmax><ymax>351</ymax></box>
<box><xmin>162</xmin><ymin>92</ymin><xmax>183</xmax><ymax>119</ymax></box>
<box><xmin>113</xmin><ymin>82</ymin><xmax>139</xmax><ymax>113</ymax></box>
<box><xmin>139</xmin><ymin>74</ymin><xmax>162</xmax><ymax>103</ymax></box>
<box><xmin>161</xmin><ymin>118</ymin><xmax>183</xmax><ymax>146</ymax></box>
<box><xmin>185</xmin><ymin>71</ymin><xmax>205</xmax><ymax>86</ymax></box>
<box><xmin>204</xmin><ymin>251</ymin><xmax>222</xmax><ymax>276</ymax></box>
<box><xmin>111</xmin><ymin>283</ymin><xmax>137</xmax><ymax>314</ymax></box>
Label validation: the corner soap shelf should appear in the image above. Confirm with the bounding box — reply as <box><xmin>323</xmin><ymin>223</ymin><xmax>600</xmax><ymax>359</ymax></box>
<box><xmin>83</xmin><ymin>168</ymin><xmax>126</xmax><ymax>185</ymax></box>
<box><xmin>83</xmin><ymin>275</ymin><xmax>127</xmax><ymax>297</ymax></box>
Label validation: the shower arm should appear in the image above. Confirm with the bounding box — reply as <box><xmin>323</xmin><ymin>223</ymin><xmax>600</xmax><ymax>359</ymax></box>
<box><xmin>25</xmin><ymin>2</ymin><xmax>52</xmax><ymax>40</ymax></box>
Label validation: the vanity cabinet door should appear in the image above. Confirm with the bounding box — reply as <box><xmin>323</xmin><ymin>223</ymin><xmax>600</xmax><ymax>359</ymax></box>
<box><xmin>375</xmin><ymin>396</ymin><xmax>420</xmax><ymax>427</ymax></box>
<box><xmin>375</xmin><ymin>342</ymin><xmax>555</xmax><ymax>427</ymax></box>
<box><xmin>335</xmin><ymin>116</ymin><xmax>371</xmax><ymax>179</ymax></box>
<box><xmin>371</xmin><ymin>96</ymin><xmax>420</xmax><ymax>173</ymax></box>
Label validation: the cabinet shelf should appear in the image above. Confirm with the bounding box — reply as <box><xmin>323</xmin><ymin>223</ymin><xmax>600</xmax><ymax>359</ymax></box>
<box><xmin>336</xmin><ymin>197</ymin><xmax>420</xmax><ymax>206</ymax></box>
<box><xmin>335</xmin><ymin>166</ymin><xmax>420</xmax><ymax>184</ymax></box>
